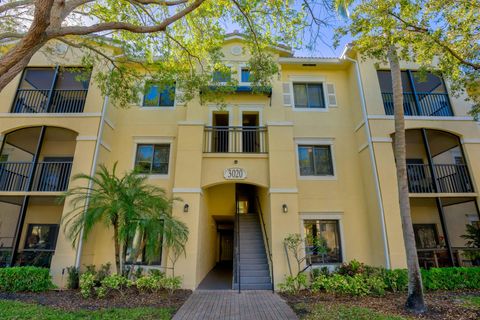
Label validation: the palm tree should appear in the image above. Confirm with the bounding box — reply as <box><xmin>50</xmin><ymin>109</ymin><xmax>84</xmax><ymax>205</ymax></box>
<box><xmin>334</xmin><ymin>1</ymin><xmax>426</xmax><ymax>312</ymax></box>
<box><xmin>60</xmin><ymin>163</ymin><xmax>188</xmax><ymax>275</ymax></box>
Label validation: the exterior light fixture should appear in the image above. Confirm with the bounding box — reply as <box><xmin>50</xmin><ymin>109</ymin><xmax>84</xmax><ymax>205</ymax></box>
<box><xmin>183</xmin><ymin>204</ymin><xmax>189</xmax><ymax>213</ymax></box>
<box><xmin>282</xmin><ymin>204</ymin><xmax>288</xmax><ymax>213</ymax></box>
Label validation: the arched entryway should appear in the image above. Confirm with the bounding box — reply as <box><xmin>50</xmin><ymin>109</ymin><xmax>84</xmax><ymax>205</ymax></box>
<box><xmin>197</xmin><ymin>183</ymin><xmax>272</xmax><ymax>290</ymax></box>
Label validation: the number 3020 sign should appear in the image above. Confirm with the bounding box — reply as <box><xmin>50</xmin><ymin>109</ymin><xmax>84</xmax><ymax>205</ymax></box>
<box><xmin>223</xmin><ymin>168</ymin><xmax>247</xmax><ymax>180</ymax></box>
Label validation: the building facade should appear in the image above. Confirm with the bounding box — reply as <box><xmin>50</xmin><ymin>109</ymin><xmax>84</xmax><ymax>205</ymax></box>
<box><xmin>0</xmin><ymin>38</ymin><xmax>479</xmax><ymax>290</ymax></box>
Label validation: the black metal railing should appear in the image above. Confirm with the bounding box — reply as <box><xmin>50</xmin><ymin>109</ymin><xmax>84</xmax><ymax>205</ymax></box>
<box><xmin>0</xmin><ymin>161</ymin><xmax>72</xmax><ymax>192</ymax></box>
<box><xmin>256</xmin><ymin>197</ymin><xmax>274</xmax><ymax>292</ymax></box>
<box><xmin>0</xmin><ymin>162</ymin><xmax>32</xmax><ymax>191</ymax></box>
<box><xmin>407</xmin><ymin>164</ymin><xmax>473</xmax><ymax>193</ymax></box>
<box><xmin>203</xmin><ymin>126</ymin><xmax>268</xmax><ymax>153</ymax></box>
<box><xmin>12</xmin><ymin>89</ymin><xmax>88</xmax><ymax>113</ymax></box>
<box><xmin>382</xmin><ymin>92</ymin><xmax>453</xmax><ymax>117</ymax></box>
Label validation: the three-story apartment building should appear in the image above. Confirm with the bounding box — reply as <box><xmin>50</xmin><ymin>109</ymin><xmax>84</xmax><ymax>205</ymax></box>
<box><xmin>0</xmin><ymin>37</ymin><xmax>479</xmax><ymax>290</ymax></box>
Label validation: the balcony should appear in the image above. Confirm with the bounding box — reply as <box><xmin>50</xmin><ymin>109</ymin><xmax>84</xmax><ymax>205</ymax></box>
<box><xmin>0</xmin><ymin>161</ymin><xmax>73</xmax><ymax>192</ymax></box>
<box><xmin>382</xmin><ymin>92</ymin><xmax>453</xmax><ymax>117</ymax></box>
<box><xmin>12</xmin><ymin>89</ymin><xmax>88</xmax><ymax>113</ymax></box>
<box><xmin>407</xmin><ymin>164</ymin><xmax>473</xmax><ymax>193</ymax></box>
<box><xmin>403</xmin><ymin>129</ymin><xmax>474</xmax><ymax>194</ymax></box>
<box><xmin>10</xmin><ymin>67</ymin><xmax>90</xmax><ymax>114</ymax></box>
<box><xmin>203</xmin><ymin>126</ymin><xmax>268</xmax><ymax>153</ymax></box>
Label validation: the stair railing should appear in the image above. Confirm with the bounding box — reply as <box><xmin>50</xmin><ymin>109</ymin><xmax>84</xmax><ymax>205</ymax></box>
<box><xmin>235</xmin><ymin>192</ymin><xmax>241</xmax><ymax>293</ymax></box>
<box><xmin>256</xmin><ymin>197</ymin><xmax>274</xmax><ymax>292</ymax></box>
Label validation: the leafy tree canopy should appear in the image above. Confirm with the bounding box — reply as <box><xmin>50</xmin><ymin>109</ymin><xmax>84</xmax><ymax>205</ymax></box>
<box><xmin>336</xmin><ymin>0</ymin><xmax>480</xmax><ymax>117</ymax></box>
<box><xmin>0</xmin><ymin>0</ymin><xmax>310</xmax><ymax>107</ymax></box>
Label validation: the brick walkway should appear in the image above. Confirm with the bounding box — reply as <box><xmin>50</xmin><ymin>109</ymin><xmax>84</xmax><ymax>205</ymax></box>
<box><xmin>172</xmin><ymin>290</ymin><xmax>298</xmax><ymax>320</ymax></box>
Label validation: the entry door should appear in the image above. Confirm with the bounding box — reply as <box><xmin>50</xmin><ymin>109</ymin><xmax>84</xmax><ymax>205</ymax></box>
<box><xmin>219</xmin><ymin>231</ymin><xmax>233</xmax><ymax>261</ymax></box>
<box><xmin>242</xmin><ymin>113</ymin><xmax>259</xmax><ymax>153</ymax></box>
<box><xmin>213</xmin><ymin>113</ymin><xmax>229</xmax><ymax>152</ymax></box>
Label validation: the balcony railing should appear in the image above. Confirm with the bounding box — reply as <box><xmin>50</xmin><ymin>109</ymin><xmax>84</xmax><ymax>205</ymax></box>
<box><xmin>203</xmin><ymin>126</ymin><xmax>268</xmax><ymax>153</ymax></box>
<box><xmin>0</xmin><ymin>161</ymin><xmax>72</xmax><ymax>192</ymax></box>
<box><xmin>382</xmin><ymin>92</ymin><xmax>453</xmax><ymax>117</ymax></box>
<box><xmin>407</xmin><ymin>164</ymin><xmax>473</xmax><ymax>193</ymax></box>
<box><xmin>12</xmin><ymin>89</ymin><xmax>88</xmax><ymax>113</ymax></box>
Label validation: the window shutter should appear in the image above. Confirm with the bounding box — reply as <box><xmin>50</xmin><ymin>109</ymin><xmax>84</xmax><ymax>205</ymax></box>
<box><xmin>326</xmin><ymin>83</ymin><xmax>337</xmax><ymax>107</ymax></box>
<box><xmin>282</xmin><ymin>82</ymin><xmax>292</xmax><ymax>106</ymax></box>
<box><xmin>174</xmin><ymin>83</ymin><xmax>185</xmax><ymax>106</ymax></box>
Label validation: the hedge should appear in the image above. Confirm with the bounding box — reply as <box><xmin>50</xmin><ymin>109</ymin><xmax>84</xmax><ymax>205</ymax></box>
<box><xmin>0</xmin><ymin>267</ymin><xmax>54</xmax><ymax>292</ymax></box>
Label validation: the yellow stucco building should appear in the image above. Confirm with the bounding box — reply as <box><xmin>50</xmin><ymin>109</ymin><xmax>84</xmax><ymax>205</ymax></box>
<box><xmin>1</xmin><ymin>38</ymin><xmax>479</xmax><ymax>290</ymax></box>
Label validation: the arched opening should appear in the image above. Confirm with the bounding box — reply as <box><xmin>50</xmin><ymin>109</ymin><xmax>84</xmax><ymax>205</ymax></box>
<box><xmin>392</xmin><ymin>129</ymin><xmax>480</xmax><ymax>268</ymax></box>
<box><xmin>0</xmin><ymin>126</ymin><xmax>78</xmax><ymax>268</ymax></box>
<box><xmin>197</xmin><ymin>183</ymin><xmax>272</xmax><ymax>290</ymax></box>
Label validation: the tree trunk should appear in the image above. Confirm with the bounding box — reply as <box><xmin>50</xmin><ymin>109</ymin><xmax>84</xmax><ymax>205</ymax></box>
<box><xmin>113</xmin><ymin>225</ymin><xmax>121</xmax><ymax>275</ymax></box>
<box><xmin>388</xmin><ymin>45</ymin><xmax>426</xmax><ymax>313</ymax></box>
<box><xmin>128</xmin><ymin>239</ymin><xmax>146</xmax><ymax>279</ymax></box>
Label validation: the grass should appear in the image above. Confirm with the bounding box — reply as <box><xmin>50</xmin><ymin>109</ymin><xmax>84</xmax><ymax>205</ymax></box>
<box><xmin>0</xmin><ymin>300</ymin><xmax>173</xmax><ymax>320</ymax></box>
<box><xmin>304</xmin><ymin>304</ymin><xmax>407</xmax><ymax>320</ymax></box>
<box><xmin>461</xmin><ymin>296</ymin><xmax>480</xmax><ymax>309</ymax></box>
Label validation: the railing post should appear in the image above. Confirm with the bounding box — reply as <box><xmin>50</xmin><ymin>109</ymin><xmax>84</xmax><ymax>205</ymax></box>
<box><xmin>407</xmin><ymin>70</ymin><xmax>422</xmax><ymax>115</ymax></box>
<box><xmin>45</xmin><ymin>66</ymin><xmax>60</xmax><ymax>112</ymax></box>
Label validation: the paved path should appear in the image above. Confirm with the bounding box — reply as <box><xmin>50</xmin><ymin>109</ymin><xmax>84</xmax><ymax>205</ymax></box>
<box><xmin>173</xmin><ymin>290</ymin><xmax>298</xmax><ymax>320</ymax></box>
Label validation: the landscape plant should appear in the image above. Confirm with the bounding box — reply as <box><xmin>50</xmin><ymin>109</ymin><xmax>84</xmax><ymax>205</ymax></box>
<box><xmin>0</xmin><ymin>266</ymin><xmax>54</xmax><ymax>292</ymax></box>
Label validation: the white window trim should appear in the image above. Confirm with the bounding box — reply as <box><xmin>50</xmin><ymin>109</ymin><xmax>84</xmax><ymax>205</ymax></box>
<box><xmin>295</xmin><ymin>138</ymin><xmax>337</xmax><ymax>180</ymax></box>
<box><xmin>208</xmin><ymin>106</ymin><xmax>234</xmax><ymax>126</ymax></box>
<box><xmin>138</xmin><ymin>78</ymin><xmax>177</xmax><ymax>109</ymax></box>
<box><xmin>289</xmin><ymin>75</ymin><xmax>329</xmax><ymax>112</ymax></box>
<box><xmin>239</xmin><ymin>105</ymin><xmax>263</xmax><ymax>126</ymax></box>
<box><xmin>300</xmin><ymin>213</ymin><xmax>345</xmax><ymax>266</ymax></box>
<box><xmin>132</xmin><ymin>137</ymin><xmax>174</xmax><ymax>179</ymax></box>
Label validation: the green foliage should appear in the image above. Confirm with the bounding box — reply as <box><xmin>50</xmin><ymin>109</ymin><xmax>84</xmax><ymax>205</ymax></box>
<box><xmin>0</xmin><ymin>299</ymin><xmax>173</xmax><ymax>320</ymax></box>
<box><xmin>421</xmin><ymin>267</ymin><xmax>480</xmax><ymax>291</ymax></box>
<box><xmin>136</xmin><ymin>275</ymin><xmax>164</xmax><ymax>292</ymax></box>
<box><xmin>79</xmin><ymin>273</ymin><xmax>96</xmax><ymax>298</ymax></box>
<box><xmin>382</xmin><ymin>269</ymin><xmax>408</xmax><ymax>292</ymax></box>
<box><xmin>279</xmin><ymin>273</ymin><xmax>308</xmax><ymax>294</ymax></box>
<box><xmin>461</xmin><ymin>224</ymin><xmax>480</xmax><ymax>261</ymax></box>
<box><xmin>310</xmin><ymin>274</ymin><xmax>384</xmax><ymax>296</ymax></box>
<box><xmin>161</xmin><ymin>276</ymin><xmax>182</xmax><ymax>294</ymax></box>
<box><xmin>461</xmin><ymin>296</ymin><xmax>480</xmax><ymax>310</ymax></box>
<box><xmin>100</xmin><ymin>274</ymin><xmax>132</xmax><ymax>295</ymax></box>
<box><xmin>61</xmin><ymin>163</ymin><xmax>189</xmax><ymax>275</ymax></box>
<box><xmin>66</xmin><ymin>266</ymin><xmax>79</xmax><ymax>290</ymax></box>
<box><xmin>337</xmin><ymin>260</ymin><xmax>365</xmax><ymax>276</ymax></box>
<box><xmin>307</xmin><ymin>304</ymin><xmax>406</xmax><ymax>320</ymax></box>
<box><xmin>0</xmin><ymin>267</ymin><xmax>54</xmax><ymax>292</ymax></box>
<box><xmin>336</xmin><ymin>0</ymin><xmax>480</xmax><ymax>117</ymax></box>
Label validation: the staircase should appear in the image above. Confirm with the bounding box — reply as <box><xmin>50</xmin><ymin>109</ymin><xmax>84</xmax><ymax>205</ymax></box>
<box><xmin>233</xmin><ymin>212</ymin><xmax>272</xmax><ymax>290</ymax></box>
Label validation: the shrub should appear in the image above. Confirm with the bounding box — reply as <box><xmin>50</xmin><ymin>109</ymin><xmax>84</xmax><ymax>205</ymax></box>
<box><xmin>79</xmin><ymin>272</ymin><xmax>95</xmax><ymax>298</ymax></box>
<box><xmin>66</xmin><ymin>266</ymin><xmax>79</xmax><ymax>290</ymax></box>
<box><xmin>161</xmin><ymin>276</ymin><xmax>182</xmax><ymax>294</ymax></box>
<box><xmin>383</xmin><ymin>269</ymin><xmax>408</xmax><ymax>292</ymax></box>
<box><xmin>422</xmin><ymin>267</ymin><xmax>480</xmax><ymax>291</ymax></box>
<box><xmin>0</xmin><ymin>267</ymin><xmax>54</xmax><ymax>292</ymax></box>
<box><xmin>279</xmin><ymin>273</ymin><xmax>308</xmax><ymax>294</ymax></box>
<box><xmin>337</xmin><ymin>260</ymin><xmax>366</xmax><ymax>276</ymax></box>
<box><xmin>136</xmin><ymin>275</ymin><xmax>163</xmax><ymax>292</ymax></box>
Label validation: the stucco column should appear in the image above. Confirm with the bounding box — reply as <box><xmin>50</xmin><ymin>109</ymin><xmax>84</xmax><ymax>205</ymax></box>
<box><xmin>266</xmin><ymin>122</ymin><xmax>300</xmax><ymax>288</ymax></box>
<box><xmin>50</xmin><ymin>138</ymin><xmax>96</xmax><ymax>286</ymax></box>
<box><xmin>170</xmin><ymin>122</ymin><xmax>204</xmax><ymax>289</ymax></box>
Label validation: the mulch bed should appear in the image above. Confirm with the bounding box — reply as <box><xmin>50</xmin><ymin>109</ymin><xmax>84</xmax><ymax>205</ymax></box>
<box><xmin>280</xmin><ymin>290</ymin><xmax>480</xmax><ymax>320</ymax></box>
<box><xmin>0</xmin><ymin>288</ymin><xmax>191</xmax><ymax>311</ymax></box>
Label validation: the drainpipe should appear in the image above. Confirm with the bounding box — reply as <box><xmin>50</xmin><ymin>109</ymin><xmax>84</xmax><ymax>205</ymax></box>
<box><xmin>343</xmin><ymin>56</ymin><xmax>391</xmax><ymax>269</ymax></box>
<box><xmin>74</xmin><ymin>94</ymin><xmax>109</xmax><ymax>269</ymax></box>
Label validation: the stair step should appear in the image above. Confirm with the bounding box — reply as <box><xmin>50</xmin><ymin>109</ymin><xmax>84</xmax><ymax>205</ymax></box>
<box><xmin>240</xmin><ymin>253</ymin><xmax>266</xmax><ymax>259</ymax></box>
<box><xmin>240</xmin><ymin>276</ymin><xmax>271</xmax><ymax>284</ymax></box>
<box><xmin>241</xmin><ymin>269</ymin><xmax>270</xmax><ymax>277</ymax></box>
<box><xmin>239</xmin><ymin>258</ymin><xmax>268</xmax><ymax>265</ymax></box>
<box><xmin>233</xmin><ymin>283</ymin><xmax>272</xmax><ymax>290</ymax></box>
<box><xmin>239</xmin><ymin>263</ymin><xmax>269</xmax><ymax>270</ymax></box>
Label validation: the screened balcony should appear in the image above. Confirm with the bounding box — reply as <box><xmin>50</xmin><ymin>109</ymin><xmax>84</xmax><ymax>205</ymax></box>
<box><xmin>378</xmin><ymin>70</ymin><xmax>453</xmax><ymax>117</ymax></box>
<box><xmin>11</xmin><ymin>67</ymin><xmax>90</xmax><ymax>113</ymax></box>
<box><xmin>403</xmin><ymin>129</ymin><xmax>474</xmax><ymax>194</ymax></box>
<box><xmin>203</xmin><ymin>126</ymin><xmax>268</xmax><ymax>153</ymax></box>
<box><xmin>0</xmin><ymin>126</ymin><xmax>76</xmax><ymax>192</ymax></box>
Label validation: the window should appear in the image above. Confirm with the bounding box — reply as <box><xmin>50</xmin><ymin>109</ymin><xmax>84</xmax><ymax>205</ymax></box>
<box><xmin>304</xmin><ymin>220</ymin><xmax>342</xmax><ymax>264</ymax></box>
<box><xmin>298</xmin><ymin>145</ymin><xmax>334</xmax><ymax>176</ymax></box>
<box><xmin>24</xmin><ymin>224</ymin><xmax>59</xmax><ymax>251</ymax></box>
<box><xmin>241</xmin><ymin>68</ymin><xmax>251</xmax><ymax>83</ymax></box>
<box><xmin>212</xmin><ymin>70</ymin><xmax>231</xmax><ymax>83</ymax></box>
<box><xmin>413</xmin><ymin>224</ymin><xmax>439</xmax><ymax>249</ymax></box>
<box><xmin>125</xmin><ymin>228</ymin><xmax>163</xmax><ymax>265</ymax></box>
<box><xmin>293</xmin><ymin>83</ymin><xmax>325</xmax><ymax>108</ymax></box>
<box><xmin>143</xmin><ymin>83</ymin><xmax>175</xmax><ymax>107</ymax></box>
<box><xmin>134</xmin><ymin>144</ymin><xmax>170</xmax><ymax>174</ymax></box>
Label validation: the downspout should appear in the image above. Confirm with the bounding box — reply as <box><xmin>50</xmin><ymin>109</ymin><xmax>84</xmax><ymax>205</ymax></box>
<box><xmin>74</xmin><ymin>94</ymin><xmax>109</xmax><ymax>269</ymax></box>
<box><xmin>344</xmin><ymin>56</ymin><xmax>391</xmax><ymax>269</ymax></box>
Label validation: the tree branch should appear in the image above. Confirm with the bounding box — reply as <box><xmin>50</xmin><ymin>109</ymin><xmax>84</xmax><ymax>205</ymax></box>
<box><xmin>47</xmin><ymin>0</ymin><xmax>206</xmax><ymax>37</ymax></box>
<box><xmin>0</xmin><ymin>0</ymin><xmax>33</xmax><ymax>14</ymax></box>
<box><xmin>388</xmin><ymin>11</ymin><xmax>480</xmax><ymax>70</ymax></box>
<box><xmin>231</xmin><ymin>0</ymin><xmax>260</xmax><ymax>48</ymax></box>
<box><xmin>0</xmin><ymin>32</ymin><xmax>26</xmax><ymax>41</ymax></box>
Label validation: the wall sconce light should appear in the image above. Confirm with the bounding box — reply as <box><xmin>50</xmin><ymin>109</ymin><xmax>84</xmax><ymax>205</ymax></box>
<box><xmin>183</xmin><ymin>204</ymin><xmax>189</xmax><ymax>213</ymax></box>
<box><xmin>282</xmin><ymin>204</ymin><xmax>288</xmax><ymax>213</ymax></box>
